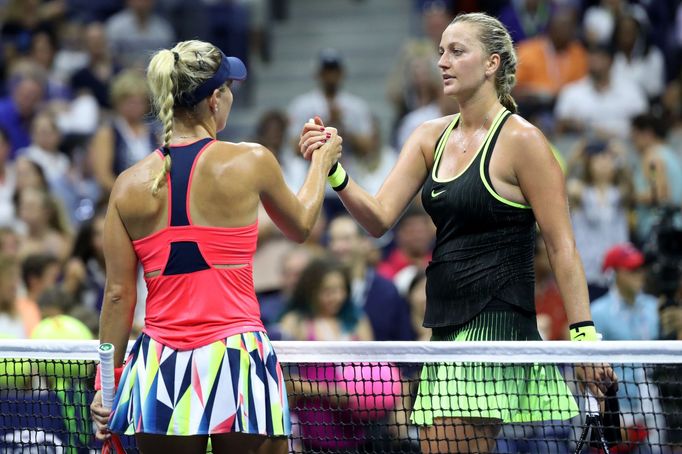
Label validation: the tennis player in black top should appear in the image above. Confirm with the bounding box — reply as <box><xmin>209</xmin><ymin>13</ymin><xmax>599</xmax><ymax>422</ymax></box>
<box><xmin>300</xmin><ymin>12</ymin><xmax>616</xmax><ymax>454</ymax></box>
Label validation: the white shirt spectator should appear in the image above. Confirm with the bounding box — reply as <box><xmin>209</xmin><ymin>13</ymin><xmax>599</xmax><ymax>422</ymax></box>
<box><xmin>287</xmin><ymin>89</ymin><xmax>372</xmax><ymax>151</ymax></box>
<box><xmin>19</xmin><ymin>145</ymin><xmax>70</xmax><ymax>184</ymax></box>
<box><xmin>612</xmin><ymin>48</ymin><xmax>665</xmax><ymax>99</ymax></box>
<box><xmin>344</xmin><ymin>145</ymin><xmax>397</xmax><ymax>197</ymax></box>
<box><xmin>396</xmin><ymin>103</ymin><xmax>441</xmax><ymax>150</ymax></box>
<box><xmin>554</xmin><ymin>75</ymin><xmax>647</xmax><ymax>138</ymax></box>
<box><xmin>0</xmin><ymin>164</ymin><xmax>16</xmax><ymax>227</ymax></box>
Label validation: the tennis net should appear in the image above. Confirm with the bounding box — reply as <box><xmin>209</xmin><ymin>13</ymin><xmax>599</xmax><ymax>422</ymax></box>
<box><xmin>0</xmin><ymin>339</ymin><xmax>680</xmax><ymax>453</ymax></box>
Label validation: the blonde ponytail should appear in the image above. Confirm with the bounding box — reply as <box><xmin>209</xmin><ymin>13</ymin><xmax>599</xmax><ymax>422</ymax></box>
<box><xmin>148</xmin><ymin>49</ymin><xmax>176</xmax><ymax>195</ymax></box>
<box><xmin>147</xmin><ymin>41</ymin><xmax>225</xmax><ymax>194</ymax></box>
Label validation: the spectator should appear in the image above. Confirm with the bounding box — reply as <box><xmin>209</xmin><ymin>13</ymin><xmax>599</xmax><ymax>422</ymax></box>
<box><xmin>406</xmin><ymin>271</ymin><xmax>429</xmax><ymax>341</ymax></box>
<box><xmin>0</xmin><ymin>62</ymin><xmax>47</xmax><ymax>157</ymax></box>
<box><xmin>287</xmin><ymin>49</ymin><xmax>373</xmax><ymax>160</ymax></box>
<box><xmin>591</xmin><ymin>243</ymin><xmax>663</xmax><ymax>449</ymax></box>
<box><xmin>0</xmin><ymin>128</ymin><xmax>16</xmax><ymax>226</ymax></box>
<box><xmin>554</xmin><ymin>41</ymin><xmax>647</xmax><ymax>138</ymax></box>
<box><xmin>630</xmin><ymin>113</ymin><xmax>682</xmax><ymax>243</ymax></box>
<box><xmin>514</xmin><ymin>6</ymin><xmax>587</xmax><ymax>117</ymax></box>
<box><xmin>281</xmin><ymin>257</ymin><xmax>401</xmax><ymax>452</ymax></box>
<box><xmin>344</xmin><ymin>116</ymin><xmax>397</xmax><ymax>198</ymax></box>
<box><xmin>13</xmin><ymin>156</ymin><xmax>49</xmax><ymax>201</ymax></box>
<box><xmin>582</xmin><ymin>0</ymin><xmax>628</xmax><ymax>46</ymax></box>
<box><xmin>31</xmin><ymin>287</ymin><xmax>94</xmax><ymax>340</ymax></box>
<box><xmin>386</xmin><ymin>1</ymin><xmax>451</xmax><ymax>122</ymax></box>
<box><xmin>28</xmin><ymin>30</ymin><xmax>70</xmax><ymax>100</ymax></box>
<box><xmin>66</xmin><ymin>209</ymin><xmax>106</xmax><ymax>312</ymax></box>
<box><xmin>0</xmin><ymin>227</ymin><xmax>20</xmax><ymax>258</ymax></box>
<box><xmin>16</xmin><ymin>188</ymin><xmax>71</xmax><ymax>261</ymax></box>
<box><xmin>567</xmin><ymin>139</ymin><xmax>631</xmax><ymax>301</ymax></box>
<box><xmin>396</xmin><ymin>81</ymin><xmax>458</xmax><ymax>151</ymax></box>
<box><xmin>0</xmin><ymin>0</ymin><xmax>63</xmax><ymax>69</ymax></box>
<box><xmin>279</xmin><ymin>256</ymin><xmax>372</xmax><ymax>341</ymax></box>
<box><xmin>105</xmin><ymin>0</ymin><xmax>175</xmax><ymax>69</ymax></box>
<box><xmin>88</xmin><ymin>69</ymin><xmax>158</xmax><ymax>194</ymax></box>
<box><xmin>328</xmin><ymin>215</ymin><xmax>414</xmax><ymax>341</ymax></box>
<box><xmin>612</xmin><ymin>6</ymin><xmax>666</xmax><ymax>101</ymax></box>
<box><xmin>70</xmin><ymin>22</ymin><xmax>120</xmax><ymax>110</ymax></box>
<box><xmin>498</xmin><ymin>0</ymin><xmax>552</xmax><ymax>44</ymax></box>
<box><xmin>0</xmin><ymin>254</ymin><xmax>24</xmax><ymax>338</ymax></box>
<box><xmin>377</xmin><ymin>205</ymin><xmax>434</xmax><ymax>287</ymax></box>
<box><xmin>663</xmin><ymin>67</ymin><xmax>682</xmax><ymax>151</ymax></box>
<box><xmin>16</xmin><ymin>253</ymin><xmax>59</xmax><ymax>336</ymax></box>
<box><xmin>258</xmin><ymin>245</ymin><xmax>319</xmax><ymax>336</ymax></box>
<box><xmin>592</xmin><ymin>243</ymin><xmax>660</xmax><ymax>337</ymax></box>
<box><xmin>18</xmin><ymin>111</ymin><xmax>69</xmax><ymax>184</ymax></box>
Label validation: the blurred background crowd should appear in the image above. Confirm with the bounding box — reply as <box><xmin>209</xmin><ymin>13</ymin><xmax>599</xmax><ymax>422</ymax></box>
<box><xmin>1</xmin><ymin>0</ymin><xmax>682</xmax><ymax>450</ymax></box>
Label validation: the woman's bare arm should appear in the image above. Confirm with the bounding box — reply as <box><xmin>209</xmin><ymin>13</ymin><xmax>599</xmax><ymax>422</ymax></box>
<box><xmin>98</xmin><ymin>181</ymin><xmax>138</xmax><ymax>366</ymax></box>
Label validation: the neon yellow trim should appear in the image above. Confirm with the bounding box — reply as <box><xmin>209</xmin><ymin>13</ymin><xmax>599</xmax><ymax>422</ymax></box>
<box><xmin>431</xmin><ymin>114</ymin><xmax>459</xmax><ymax>182</ymax></box>
<box><xmin>570</xmin><ymin>324</ymin><xmax>598</xmax><ymax>341</ymax></box>
<box><xmin>478</xmin><ymin>111</ymin><xmax>532</xmax><ymax>209</ymax></box>
<box><xmin>549</xmin><ymin>143</ymin><xmax>566</xmax><ymax>174</ymax></box>
<box><xmin>432</xmin><ymin>109</ymin><xmax>507</xmax><ymax>183</ymax></box>
<box><xmin>327</xmin><ymin>163</ymin><xmax>347</xmax><ymax>188</ymax></box>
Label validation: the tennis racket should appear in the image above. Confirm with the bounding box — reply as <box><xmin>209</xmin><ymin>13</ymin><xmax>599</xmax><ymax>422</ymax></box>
<box><xmin>98</xmin><ymin>343</ymin><xmax>126</xmax><ymax>454</ymax></box>
<box><xmin>574</xmin><ymin>390</ymin><xmax>610</xmax><ymax>454</ymax></box>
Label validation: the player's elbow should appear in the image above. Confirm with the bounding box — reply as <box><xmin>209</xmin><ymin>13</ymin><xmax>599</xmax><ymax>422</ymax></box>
<box><xmin>104</xmin><ymin>283</ymin><xmax>136</xmax><ymax>309</ymax></box>
<box><xmin>289</xmin><ymin>227</ymin><xmax>311</xmax><ymax>244</ymax></box>
<box><xmin>367</xmin><ymin>220</ymin><xmax>391</xmax><ymax>239</ymax></box>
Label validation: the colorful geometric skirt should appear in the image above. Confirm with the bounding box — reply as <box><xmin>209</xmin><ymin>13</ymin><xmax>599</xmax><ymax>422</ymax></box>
<box><xmin>411</xmin><ymin>310</ymin><xmax>579</xmax><ymax>425</ymax></box>
<box><xmin>108</xmin><ymin>331</ymin><xmax>290</xmax><ymax>437</ymax></box>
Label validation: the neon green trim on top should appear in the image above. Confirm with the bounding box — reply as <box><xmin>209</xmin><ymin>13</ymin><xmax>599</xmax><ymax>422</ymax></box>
<box><xmin>549</xmin><ymin>143</ymin><xmax>566</xmax><ymax>174</ymax></box>
<box><xmin>431</xmin><ymin>114</ymin><xmax>459</xmax><ymax>182</ymax></box>
<box><xmin>432</xmin><ymin>108</ymin><xmax>508</xmax><ymax>183</ymax></box>
<box><xmin>478</xmin><ymin>111</ymin><xmax>532</xmax><ymax>210</ymax></box>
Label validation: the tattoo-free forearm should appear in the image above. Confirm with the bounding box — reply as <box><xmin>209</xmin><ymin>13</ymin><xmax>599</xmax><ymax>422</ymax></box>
<box><xmin>547</xmin><ymin>245</ymin><xmax>592</xmax><ymax>325</ymax></box>
<box><xmin>98</xmin><ymin>285</ymin><xmax>137</xmax><ymax>367</ymax></box>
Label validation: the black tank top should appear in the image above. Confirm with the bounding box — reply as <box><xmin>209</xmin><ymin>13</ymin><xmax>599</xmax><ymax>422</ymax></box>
<box><xmin>420</xmin><ymin>108</ymin><xmax>536</xmax><ymax>328</ymax></box>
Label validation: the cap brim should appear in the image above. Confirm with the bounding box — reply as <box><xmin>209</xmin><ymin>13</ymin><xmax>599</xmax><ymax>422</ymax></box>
<box><xmin>226</xmin><ymin>56</ymin><xmax>247</xmax><ymax>81</ymax></box>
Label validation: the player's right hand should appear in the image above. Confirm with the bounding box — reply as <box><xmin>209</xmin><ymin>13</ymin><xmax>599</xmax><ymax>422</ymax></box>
<box><xmin>90</xmin><ymin>390</ymin><xmax>112</xmax><ymax>440</ymax></box>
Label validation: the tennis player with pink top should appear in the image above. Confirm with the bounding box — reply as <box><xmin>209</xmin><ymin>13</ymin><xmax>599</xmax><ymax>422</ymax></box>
<box><xmin>89</xmin><ymin>39</ymin><xmax>341</xmax><ymax>454</ymax></box>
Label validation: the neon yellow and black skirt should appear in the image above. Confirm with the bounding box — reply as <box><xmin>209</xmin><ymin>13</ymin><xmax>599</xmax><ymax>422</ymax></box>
<box><xmin>411</xmin><ymin>309</ymin><xmax>579</xmax><ymax>425</ymax></box>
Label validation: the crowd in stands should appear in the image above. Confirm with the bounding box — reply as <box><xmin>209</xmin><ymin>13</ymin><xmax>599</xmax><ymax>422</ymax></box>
<box><xmin>1</xmin><ymin>0</ymin><xmax>682</xmax><ymax>451</ymax></box>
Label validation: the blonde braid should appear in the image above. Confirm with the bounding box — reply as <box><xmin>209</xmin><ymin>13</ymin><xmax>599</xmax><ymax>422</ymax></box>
<box><xmin>151</xmin><ymin>88</ymin><xmax>174</xmax><ymax>195</ymax></box>
<box><xmin>147</xmin><ymin>41</ymin><xmax>223</xmax><ymax>194</ymax></box>
<box><xmin>148</xmin><ymin>49</ymin><xmax>176</xmax><ymax>195</ymax></box>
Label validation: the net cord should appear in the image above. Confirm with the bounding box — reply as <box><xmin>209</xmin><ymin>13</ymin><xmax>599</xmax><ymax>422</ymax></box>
<box><xmin>0</xmin><ymin>340</ymin><xmax>680</xmax><ymax>363</ymax></box>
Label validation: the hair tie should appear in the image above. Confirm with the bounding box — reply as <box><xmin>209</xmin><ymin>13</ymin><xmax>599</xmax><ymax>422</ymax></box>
<box><xmin>161</xmin><ymin>146</ymin><xmax>171</xmax><ymax>156</ymax></box>
<box><xmin>172</xmin><ymin>51</ymin><xmax>179</xmax><ymax>65</ymax></box>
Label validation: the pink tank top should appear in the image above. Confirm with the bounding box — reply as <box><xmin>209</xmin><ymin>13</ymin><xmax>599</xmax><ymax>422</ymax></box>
<box><xmin>133</xmin><ymin>138</ymin><xmax>264</xmax><ymax>350</ymax></box>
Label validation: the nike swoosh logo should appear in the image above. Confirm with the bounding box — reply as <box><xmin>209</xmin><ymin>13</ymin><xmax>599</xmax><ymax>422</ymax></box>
<box><xmin>431</xmin><ymin>189</ymin><xmax>446</xmax><ymax>198</ymax></box>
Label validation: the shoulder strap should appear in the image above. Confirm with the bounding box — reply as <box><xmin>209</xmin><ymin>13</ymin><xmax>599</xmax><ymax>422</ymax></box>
<box><xmin>168</xmin><ymin>138</ymin><xmax>214</xmax><ymax>226</ymax></box>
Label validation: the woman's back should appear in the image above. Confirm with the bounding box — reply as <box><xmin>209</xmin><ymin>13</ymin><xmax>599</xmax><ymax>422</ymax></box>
<box><xmin>115</xmin><ymin>139</ymin><xmax>265</xmax><ymax>240</ymax></box>
<box><xmin>112</xmin><ymin>138</ymin><xmax>271</xmax><ymax>349</ymax></box>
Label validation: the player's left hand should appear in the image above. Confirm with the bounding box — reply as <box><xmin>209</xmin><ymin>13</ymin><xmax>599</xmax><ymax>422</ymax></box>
<box><xmin>299</xmin><ymin>116</ymin><xmax>329</xmax><ymax>160</ymax></box>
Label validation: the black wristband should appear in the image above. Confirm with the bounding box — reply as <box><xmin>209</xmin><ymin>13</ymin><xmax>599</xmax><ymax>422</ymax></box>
<box><xmin>328</xmin><ymin>162</ymin><xmax>338</xmax><ymax>177</ymax></box>
<box><xmin>569</xmin><ymin>320</ymin><xmax>595</xmax><ymax>331</ymax></box>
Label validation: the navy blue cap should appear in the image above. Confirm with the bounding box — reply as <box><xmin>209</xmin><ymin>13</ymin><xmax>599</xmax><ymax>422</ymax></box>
<box><xmin>177</xmin><ymin>53</ymin><xmax>247</xmax><ymax>107</ymax></box>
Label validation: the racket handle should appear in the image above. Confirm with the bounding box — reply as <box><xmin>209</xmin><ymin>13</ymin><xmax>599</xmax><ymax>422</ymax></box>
<box><xmin>98</xmin><ymin>343</ymin><xmax>116</xmax><ymax>410</ymax></box>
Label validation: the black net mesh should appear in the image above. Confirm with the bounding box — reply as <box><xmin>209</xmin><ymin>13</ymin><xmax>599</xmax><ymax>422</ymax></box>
<box><xmin>0</xmin><ymin>356</ymin><xmax>681</xmax><ymax>453</ymax></box>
